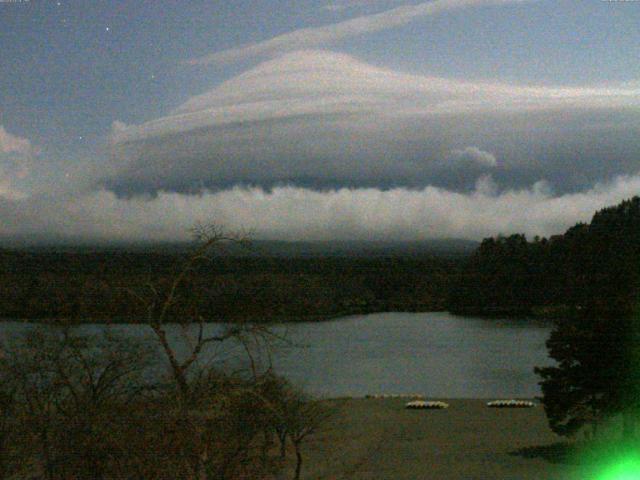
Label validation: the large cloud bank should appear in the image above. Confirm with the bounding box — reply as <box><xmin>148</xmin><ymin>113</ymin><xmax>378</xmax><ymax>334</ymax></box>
<box><xmin>108</xmin><ymin>50</ymin><xmax>640</xmax><ymax>196</ymax></box>
<box><xmin>4</xmin><ymin>173</ymin><xmax>640</xmax><ymax>243</ymax></box>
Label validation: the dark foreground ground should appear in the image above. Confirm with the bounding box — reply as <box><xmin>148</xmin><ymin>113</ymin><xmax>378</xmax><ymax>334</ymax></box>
<box><xmin>284</xmin><ymin>398</ymin><xmax>588</xmax><ymax>480</ymax></box>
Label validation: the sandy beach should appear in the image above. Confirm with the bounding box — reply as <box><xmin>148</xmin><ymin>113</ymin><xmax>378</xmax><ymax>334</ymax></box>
<box><xmin>286</xmin><ymin>398</ymin><xmax>584</xmax><ymax>480</ymax></box>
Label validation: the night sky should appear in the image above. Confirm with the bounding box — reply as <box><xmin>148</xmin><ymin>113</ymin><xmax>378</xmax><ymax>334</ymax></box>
<box><xmin>1</xmin><ymin>0</ymin><xmax>640</xmax><ymax>242</ymax></box>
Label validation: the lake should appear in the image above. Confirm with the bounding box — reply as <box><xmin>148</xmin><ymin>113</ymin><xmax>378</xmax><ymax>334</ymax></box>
<box><xmin>0</xmin><ymin>312</ymin><xmax>554</xmax><ymax>399</ymax></box>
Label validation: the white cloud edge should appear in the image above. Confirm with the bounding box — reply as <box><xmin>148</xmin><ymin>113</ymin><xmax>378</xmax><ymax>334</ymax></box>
<box><xmin>0</xmin><ymin>126</ymin><xmax>38</xmax><ymax>201</ymax></box>
<box><xmin>116</xmin><ymin>50</ymin><xmax>640</xmax><ymax>146</ymax></box>
<box><xmin>3</xmin><ymin>173</ymin><xmax>639</xmax><ymax>242</ymax></box>
<box><xmin>188</xmin><ymin>0</ymin><xmax>536</xmax><ymax>66</ymax></box>
<box><xmin>322</xmin><ymin>0</ymin><xmax>403</xmax><ymax>12</ymax></box>
<box><xmin>0</xmin><ymin>126</ymin><xmax>35</xmax><ymax>157</ymax></box>
<box><xmin>449</xmin><ymin>147</ymin><xmax>498</xmax><ymax>167</ymax></box>
<box><xmin>107</xmin><ymin>49</ymin><xmax>640</xmax><ymax>196</ymax></box>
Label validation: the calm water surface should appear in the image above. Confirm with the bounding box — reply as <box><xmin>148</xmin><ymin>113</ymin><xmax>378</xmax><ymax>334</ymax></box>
<box><xmin>0</xmin><ymin>312</ymin><xmax>554</xmax><ymax>399</ymax></box>
<box><xmin>270</xmin><ymin>312</ymin><xmax>554</xmax><ymax>398</ymax></box>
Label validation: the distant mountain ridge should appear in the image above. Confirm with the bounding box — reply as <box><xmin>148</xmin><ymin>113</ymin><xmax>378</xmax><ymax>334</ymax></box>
<box><xmin>0</xmin><ymin>238</ymin><xmax>478</xmax><ymax>258</ymax></box>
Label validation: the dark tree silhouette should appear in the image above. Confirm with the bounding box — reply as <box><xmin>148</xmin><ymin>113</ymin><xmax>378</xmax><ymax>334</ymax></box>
<box><xmin>447</xmin><ymin>196</ymin><xmax>640</xmax><ymax>439</ymax></box>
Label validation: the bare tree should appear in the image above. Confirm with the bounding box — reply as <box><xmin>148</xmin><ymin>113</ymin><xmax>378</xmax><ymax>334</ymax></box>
<box><xmin>0</xmin><ymin>326</ymin><xmax>154</xmax><ymax>480</ymax></box>
<box><xmin>1</xmin><ymin>329</ymin><xmax>68</xmax><ymax>479</ymax></box>
<box><xmin>126</xmin><ymin>224</ymin><xmax>288</xmax><ymax>479</ymax></box>
<box><xmin>128</xmin><ymin>224</ymin><xmax>259</xmax><ymax>398</ymax></box>
<box><xmin>53</xmin><ymin>329</ymin><xmax>154</xmax><ymax>480</ymax></box>
<box><xmin>287</xmin><ymin>395</ymin><xmax>333</xmax><ymax>480</ymax></box>
<box><xmin>0</xmin><ymin>224</ymin><xmax>324</xmax><ymax>480</ymax></box>
<box><xmin>260</xmin><ymin>378</ymin><xmax>335</xmax><ymax>480</ymax></box>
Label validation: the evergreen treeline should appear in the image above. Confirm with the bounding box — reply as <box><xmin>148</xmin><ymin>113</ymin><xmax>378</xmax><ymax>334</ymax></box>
<box><xmin>0</xmin><ymin>251</ymin><xmax>457</xmax><ymax>322</ymax></box>
<box><xmin>447</xmin><ymin>195</ymin><xmax>640</xmax><ymax>441</ymax></box>
<box><xmin>3</xmin><ymin>196</ymin><xmax>639</xmax><ymax>324</ymax></box>
<box><xmin>447</xmin><ymin>196</ymin><xmax>640</xmax><ymax>319</ymax></box>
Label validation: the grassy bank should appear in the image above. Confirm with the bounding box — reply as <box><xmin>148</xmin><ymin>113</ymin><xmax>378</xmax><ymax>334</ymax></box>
<box><xmin>284</xmin><ymin>398</ymin><xmax>585</xmax><ymax>479</ymax></box>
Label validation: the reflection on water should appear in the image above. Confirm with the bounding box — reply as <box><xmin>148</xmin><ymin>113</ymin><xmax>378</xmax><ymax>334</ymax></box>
<box><xmin>0</xmin><ymin>312</ymin><xmax>554</xmax><ymax>398</ymax></box>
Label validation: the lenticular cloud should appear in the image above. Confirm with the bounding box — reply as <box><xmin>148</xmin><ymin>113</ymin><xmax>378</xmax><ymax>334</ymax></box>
<box><xmin>108</xmin><ymin>50</ymin><xmax>640</xmax><ymax>196</ymax></box>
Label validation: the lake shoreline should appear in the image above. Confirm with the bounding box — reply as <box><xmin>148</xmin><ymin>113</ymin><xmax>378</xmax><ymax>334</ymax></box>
<box><xmin>0</xmin><ymin>312</ymin><xmax>553</xmax><ymax>400</ymax></box>
<box><xmin>297</xmin><ymin>397</ymin><xmax>581</xmax><ymax>479</ymax></box>
<box><xmin>0</xmin><ymin>306</ymin><xmax>447</xmax><ymax>324</ymax></box>
<box><xmin>7</xmin><ymin>295</ymin><xmax>583</xmax><ymax>325</ymax></box>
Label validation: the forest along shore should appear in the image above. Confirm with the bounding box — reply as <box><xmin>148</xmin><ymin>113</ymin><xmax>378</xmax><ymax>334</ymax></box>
<box><xmin>3</xmin><ymin>196</ymin><xmax>639</xmax><ymax>324</ymax></box>
<box><xmin>447</xmin><ymin>197</ymin><xmax>640</xmax><ymax>320</ymax></box>
<box><xmin>0</xmin><ymin>249</ymin><xmax>459</xmax><ymax>323</ymax></box>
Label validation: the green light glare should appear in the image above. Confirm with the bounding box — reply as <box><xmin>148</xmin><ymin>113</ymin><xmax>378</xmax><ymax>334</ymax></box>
<box><xmin>594</xmin><ymin>453</ymin><xmax>640</xmax><ymax>480</ymax></box>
